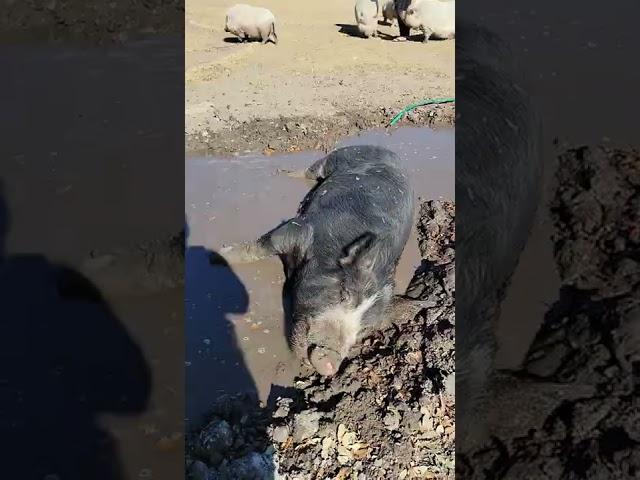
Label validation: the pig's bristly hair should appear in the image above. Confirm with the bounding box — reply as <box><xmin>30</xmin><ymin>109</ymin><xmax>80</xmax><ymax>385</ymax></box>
<box><xmin>312</xmin><ymin>293</ymin><xmax>380</xmax><ymax>355</ymax></box>
<box><xmin>291</xmin><ymin>291</ymin><xmax>380</xmax><ymax>362</ymax></box>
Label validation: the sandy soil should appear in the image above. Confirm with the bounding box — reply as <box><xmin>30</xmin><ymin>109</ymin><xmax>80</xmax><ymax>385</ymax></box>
<box><xmin>185</xmin><ymin>0</ymin><xmax>455</xmax><ymax>154</ymax></box>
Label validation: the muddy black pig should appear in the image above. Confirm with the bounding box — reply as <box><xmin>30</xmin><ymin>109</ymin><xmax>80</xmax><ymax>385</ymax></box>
<box><xmin>216</xmin><ymin>145</ymin><xmax>415</xmax><ymax>376</ymax></box>
<box><xmin>456</xmin><ymin>21</ymin><xmax>543</xmax><ymax>447</ymax></box>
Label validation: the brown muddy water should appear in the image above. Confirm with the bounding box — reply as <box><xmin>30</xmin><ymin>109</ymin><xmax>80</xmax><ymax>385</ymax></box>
<box><xmin>185</xmin><ymin>127</ymin><xmax>455</xmax><ymax>426</ymax></box>
<box><xmin>1</xmin><ymin>38</ymin><xmax>184</xmax><ymax>480</ymax></box>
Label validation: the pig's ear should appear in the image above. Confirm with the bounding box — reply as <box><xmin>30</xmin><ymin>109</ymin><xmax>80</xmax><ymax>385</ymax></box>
<box><xmin>339</xmin><ymin>232</ymin><xmax>378</xmax><ymax>269</ymax></box>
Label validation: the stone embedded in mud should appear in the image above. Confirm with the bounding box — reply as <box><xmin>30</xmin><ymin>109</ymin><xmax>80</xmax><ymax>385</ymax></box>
<box><xmin>292</xmin><ymin>409</ymin><xmax>322</xmax><ymax>442</ymax></box>
<box><xmin>383</xmin><ymin>409</ymin><xmax>401</xmax><ymax>431</ymax></box>
<box><xmin>271</xmin><ymin>425</ymin><xmax>290</xmax><ymax>444</ymax></box>
<box><xmin>199</xmin><ymin>419</ymin><xmax>234</xmax><ymax>456</ymax></box>
<box><xmin>444</xmin><ymin>372</ymin><xmax>455</xmax><ymax>396</ymax></box>
<box><xmin>217</xmin><ymin>451</ymin><xmax>280</xmax><ymax>480</ymax></box>
<box><xmin>190</xmin><ymin>460</ymin><xmax>217</xmax><ymax>480</ymax></box>
<box><xmin>321</xmin><ymin>436</ymin><xmax>336</xmax><ymax>459</ymax></box>
<box><xmin>273</xmin><ymin>397</ymin><xmax>293</xmax><ymax>419</ymax></box>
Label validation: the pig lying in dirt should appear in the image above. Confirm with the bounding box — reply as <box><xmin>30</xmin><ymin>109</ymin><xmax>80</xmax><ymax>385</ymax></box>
<box><xmin>354</xmin><ymin>0</ymin><xmax>380</xmax><ymax>38</ymax></box>
<box><xmin>403</xmin><ymin>0</ymin><xmax>455</xmax><ymax>42</ymax></box>
<box><xmin>216</xmin><ymin>146</ymin><xmax>415</xmax><ymax>376</ymax></box>
<box><xmin>224</xmin><ymin>4</ymin><xmax>278</xmax><ymax>44</ymax></box>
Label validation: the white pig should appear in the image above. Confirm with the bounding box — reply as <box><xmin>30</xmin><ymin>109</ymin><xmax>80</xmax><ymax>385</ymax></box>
<box><xmin>354</xmin><ymin>0</ymin><xmax>379</xmax><ymax>38</ymax></box>
<box><xmin>224</xmin><ymin>4</ymin><xmax>278</xmax><ymax>44</ymax></box>
<box><xmin>403</xmin><ymin>0</ymin><xmax>455</xmax><ymax>42</ymax></box>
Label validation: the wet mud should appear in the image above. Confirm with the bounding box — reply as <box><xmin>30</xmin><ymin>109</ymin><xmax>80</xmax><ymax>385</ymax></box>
<box><xmin>458</xmin><ymin>146</ymin><xmax>640</xmax><ymax>478</ymax></box>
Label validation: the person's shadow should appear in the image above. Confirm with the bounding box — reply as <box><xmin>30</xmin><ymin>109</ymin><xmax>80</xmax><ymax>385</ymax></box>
<box><xmin>184</xmin><ymin>220</ymin><xmax>258</xmax><ymax>427</ymax></box>
<box><xmin>0</xmin><ymin>183</ymin><xmax>151</xmax><ymax>480</ymax></box>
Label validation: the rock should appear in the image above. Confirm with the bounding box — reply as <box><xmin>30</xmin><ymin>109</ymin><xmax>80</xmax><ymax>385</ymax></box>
<box><xmin>293</xmin><ymin>410</ymin><xmax>322</xmax><ymax>442</ymax></box>
<box><xmin>219</xmin><ymin>452</ymin><xmax>278</xmax><ymax>480</ymax></box>
<box><xmin>271</xmin><ymin>425</ymin><xmax>290</xmax><ymax>443</ymax></box>
<box><xmin>190</xmin><ymin>460</ymin><xmax>217</xmax><ymax>480</ymax></box>
<box><xmin>444</xmin><ymin>373</ymin><xmax>455</xmax><ymax>396</ymax></box>
<box><xmin>273</xmin><ymin>398</ymin><xmax>293</xmax><ymax>418</ymax></box>
<box><xmin>383</xmin><ymin>409</ymin><xmax>401</xmax><ymax>431</ymax></box>
<box><xmin>199</xmin><ymin>419</ymin><xmax>234</xmax><ymax>454</ymax></box>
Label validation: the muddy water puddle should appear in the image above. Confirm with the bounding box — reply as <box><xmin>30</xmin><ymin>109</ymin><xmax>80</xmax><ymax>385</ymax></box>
<box><xmin>185</xmin><ymin>127</ymin><xmax>454</xmax><ymax>425</ymax></box>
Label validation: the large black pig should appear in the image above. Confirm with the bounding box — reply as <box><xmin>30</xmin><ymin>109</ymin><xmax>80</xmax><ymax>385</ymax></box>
<box><xmin>217</xmin><ymin>145</ymin><xmax>415</xmax><ymax>376</ymax></box>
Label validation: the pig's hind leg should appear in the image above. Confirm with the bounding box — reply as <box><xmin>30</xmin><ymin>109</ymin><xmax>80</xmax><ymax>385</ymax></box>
<box><xmin>214</xmin><ymin>219</ymin><xmax>312</xmax><ymax>265</ymax></box>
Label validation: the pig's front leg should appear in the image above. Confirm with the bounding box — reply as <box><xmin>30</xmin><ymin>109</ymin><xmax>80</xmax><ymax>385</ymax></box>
<box><xmin>421</xmin><ymin>26</ymin><xmax>433</xmax><ymax>43</ymax></box>
<box><xmin>213</xmin><ymin>218</ymin><xmax>313</xmax><ymax>265</ymax></box>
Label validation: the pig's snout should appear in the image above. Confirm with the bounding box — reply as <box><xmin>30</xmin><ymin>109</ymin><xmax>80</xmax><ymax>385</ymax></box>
<box><xmin>309</xmin><ymin>345</ymin><xmax>342</xmax><ymax>377</ymax></box>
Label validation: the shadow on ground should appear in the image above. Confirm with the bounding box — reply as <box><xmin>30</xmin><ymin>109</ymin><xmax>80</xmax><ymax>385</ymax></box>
<box><xmin>185</xmin><ymin>219</ymin><xmax>282</xmax><ymax>479</ymax></box>
<box><xmin>0</xmin><ymin>182</ymin><xmax>151</xmax><ymax>480</ymax></box>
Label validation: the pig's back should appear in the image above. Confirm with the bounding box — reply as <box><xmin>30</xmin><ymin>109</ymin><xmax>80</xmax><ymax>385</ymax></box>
<box><xmin>300</xmin><ymin>146</ymin><xmax>415</xmax><ymax>268</ymax></box>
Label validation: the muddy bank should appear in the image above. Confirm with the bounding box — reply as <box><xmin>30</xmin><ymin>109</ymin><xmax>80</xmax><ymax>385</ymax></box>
<box><xmin>186</xmin><ymin>199</ymin><xmax>456</xmax><ymax>479</ymax></box>
<box><xmin>186</xmin><ymin>104</ymin><xmax>455</xmax><ymax>156</ymax></box>
<box><xmin>459</xmin><ymin>146</ymin><xmax>640</xmax><ymax>478</ymax></box>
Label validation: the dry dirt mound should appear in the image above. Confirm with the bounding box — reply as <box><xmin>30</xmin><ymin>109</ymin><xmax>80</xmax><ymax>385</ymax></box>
<box><xmin>458</xmin><ymin>146</ymin><xmax>640</xmax><ymax>478</ymax></box>
<box><xmin>186</xmin><ymin>199</ymin><xmax>456</xmax><ymax>479</ymax></box>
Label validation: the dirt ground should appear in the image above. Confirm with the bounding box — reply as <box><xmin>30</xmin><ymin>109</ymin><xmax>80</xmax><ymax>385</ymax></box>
<box><xmin>459</xmin><ymin>146</ymin><xmax>640</xmax><ymax>478</ymax></box>
<box><xmin>185</xmin><ymin>0</ymin><xmax>455</xmax><ymax>155</ymax></box>
<box><xmin>186</xmin><ymin>200</ymin><xmax>456</xmax><ymax>479</ymax></box>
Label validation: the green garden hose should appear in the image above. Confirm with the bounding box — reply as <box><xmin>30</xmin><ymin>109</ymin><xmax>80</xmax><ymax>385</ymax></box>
<box><xmin>388</xmin><ymin>97</ymin><xmax>455</xmax><ymax>126</ymax></box>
